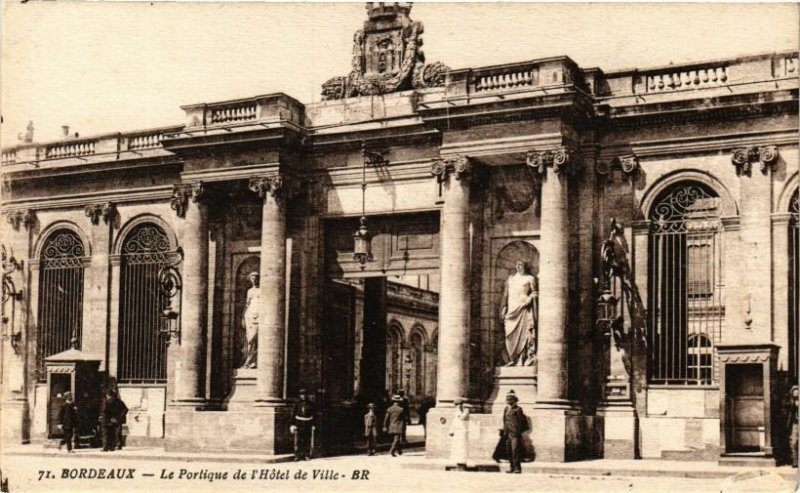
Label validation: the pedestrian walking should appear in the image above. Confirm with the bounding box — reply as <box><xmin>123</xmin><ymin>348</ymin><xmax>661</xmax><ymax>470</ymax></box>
<box><xmin>364</xmin><ymin>403</ymin><xmax>379</xmax><ymax>456</ymax></box>
<box><xmin>57</xmin><ymin>392</ymin><xmax>78</xmax><ymax>453</ymax></box>
<box><xmin>291</xmin><ymin>389</ymin><xmax>316</xmax><ymax>461</ymax></box>
<box><xmin>789</xmin><ymin>385</ymin><xmax>798</xmax><ymax>468</ymax></box>
<box><xmin>100</xmin><ymin>389</ymin><xmax>124</xmax><ymax>452</ymax></box>
<box><xmin>398</xmin><ymin>389</ymin><xmax>411</xmax><ymax>443</ymax></box>
<box><xmin>383</xmin><ymin>395</ymin><xmax>406</xmax><ymax>456</ymax></box>
<box><xmin>494</xmin><ymin>389</ymin><xmax>528</xmax><ymax>473</ymax></box>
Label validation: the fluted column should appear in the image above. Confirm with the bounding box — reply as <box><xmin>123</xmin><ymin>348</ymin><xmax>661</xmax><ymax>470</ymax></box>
<box><xmin>527</xmin><ymin>148</ymin><xmax>576</xmax><ymax>404</ymax></box>
<box><xmin>172</xmin><ymin>182</ymin><xmax>208</xmax><ymax>404</ymax></box>
<box><xmin>431</xmin><ymin>157</ymin><xmax>472</xmax><ymax>405</ymax></box>
<box><xmin>249</xmin><ymin>174</ymin><xmax>288</xmax><ymax>403</ymax></box>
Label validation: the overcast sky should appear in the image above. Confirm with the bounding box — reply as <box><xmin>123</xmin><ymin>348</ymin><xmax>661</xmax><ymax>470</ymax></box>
<box><xmin>2</xmin><ymin>2</ymin><xmax>797</xmax><ymax>144</ymax></box>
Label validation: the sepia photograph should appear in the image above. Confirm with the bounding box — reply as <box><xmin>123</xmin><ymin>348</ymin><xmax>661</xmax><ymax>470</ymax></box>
<box><xmin>0</xmin><ymin>2</ymin><xmax>798</xmax><ymax>492</ymax></box>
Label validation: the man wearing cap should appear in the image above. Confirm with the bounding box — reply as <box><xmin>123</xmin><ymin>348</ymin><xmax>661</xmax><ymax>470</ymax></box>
<box><xmin>383</xmin><ymin>395</ymin><xmax>406</xmax><ymax>456</ymax></box>
<box><xmin>57</xmin><ymin>392</ymin><xmax>78</xmax><ymax>453</ymax></box>
<box><xmin>500</xmin><ymin>390</ymin><xmax>528</xmax><ymax>473</ymax></box>
<box><xmin>291</xmin><ymin>389</ymin><xmax>316</xmax><ymax>461</ymax></box>
<box><xmin>398</xmin><ymin>389</ymin><xmax>411</xmax><ymax>442</ymax></box>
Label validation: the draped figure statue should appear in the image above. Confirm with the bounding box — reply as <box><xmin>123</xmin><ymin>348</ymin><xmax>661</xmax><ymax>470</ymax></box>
<box><xmin>241</xmin><ymin>272</ymin><xmax>260</xmax><ymax>369</ymax></box>
<box><xmin>500</xmin><ymin>260</ymin><xmax>538</xmax><ymax>366</ymax></box>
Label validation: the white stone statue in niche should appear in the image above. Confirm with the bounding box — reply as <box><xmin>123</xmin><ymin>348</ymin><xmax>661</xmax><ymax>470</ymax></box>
<box><xmin>241</xmin><ymin>272</ymin><xmax>260</xmax><ymax>369</ymax></box>
<box><xmin>500</xmin><ymin>260</ymin><xmax>538</xmax><ymax>367</ymax></box>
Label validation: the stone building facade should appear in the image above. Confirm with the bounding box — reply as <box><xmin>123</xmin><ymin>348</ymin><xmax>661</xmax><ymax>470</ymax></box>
<box><xmin>1</xmin><ymin>4</ymin><xmax>798</xmax><ymax>464</ymax></box>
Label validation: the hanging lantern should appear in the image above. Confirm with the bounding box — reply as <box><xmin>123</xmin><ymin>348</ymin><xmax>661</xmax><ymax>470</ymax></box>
<box><xmin>596</xmin><ymin>286</ymin><xmax>618</xmax><ymax>336</ymax></box>
<box><xmin>353</xmin><ymin>216</ymin><xmax>373</xmax><ymax>268</ymax></box>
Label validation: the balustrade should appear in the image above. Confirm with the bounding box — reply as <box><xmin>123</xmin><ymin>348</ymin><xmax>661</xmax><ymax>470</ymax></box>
<box><xmin>645</xmin><ymin>66</ymin><xmax>728</xmax><ymax>93</ymax></box>
<box><xmin>209</xmin><ymin>103</ymin><xmax>258</xmax><ymax>124</ymax></box>
<box><xmin>1</xmin><ymin>150</ymin><xmax>16</xmax><ymax>165</ymax></box>
<box><xmin>45</xmin><ymin>139</ymin><xmax>96</xmax><ymax>159</ymax></box>
<box><xmin>475</xmin><ymin>67</ymin><xmax>538</xmax><ymax>92</ymax></box>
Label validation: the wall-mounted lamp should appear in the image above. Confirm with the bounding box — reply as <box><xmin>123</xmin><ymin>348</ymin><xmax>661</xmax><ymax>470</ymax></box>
<box><xmin>158</xmin><ymin>266</ymin><xmax>182</xmax><ymax>342</ymax></box>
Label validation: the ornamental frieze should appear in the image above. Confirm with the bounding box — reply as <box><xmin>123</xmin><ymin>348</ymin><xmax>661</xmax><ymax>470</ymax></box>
<box><xmin>320</xmin><ymin>3</ymin><xmax>449</xmax><ymax>100</ymax></box>
<box><xmin>731</xmin><ymin>145</ymin><xmax>778</xmax><ymax>176</ymax></box>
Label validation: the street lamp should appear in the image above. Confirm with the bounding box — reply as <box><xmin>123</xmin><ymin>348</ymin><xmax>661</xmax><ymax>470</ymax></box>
<box><xmin>353</xmin><ymin>143</ymin><xmax>388</xmax><ymax>269</ymax></box>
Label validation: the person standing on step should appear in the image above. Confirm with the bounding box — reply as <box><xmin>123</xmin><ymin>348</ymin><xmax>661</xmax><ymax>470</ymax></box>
<box><xmin>398</xmin><ymin>389</ymin><xmax>411</xmax><ymax>443</ymax></box>
<box><xmin>364</xmin><ymin>403</ymin><xmax>379</xmax><ymax>456</ymax></box>
<box><xmin>449</xmin><ymin>397</ymin><xmax>472</xmax><ymax>470</ymax></box>
<box><xmin>383</xmin><ymin>395</ymin><xmax>406</xmax><ymax>456</ymax></box>
<box><xmin>58</xmin><ymin>392</ymin><xmax>78</xmax><ymax>453</ymax></box>
<box><xmin>100</xmin><ymin>389</ymin><xmax>123</xmax><ymax>452</ymax></box>
<box><xmin>500</xmin><ymin>390</ymin><xmax>528</xmax><ymax>474</ymax></box>
<box><xmin>291</xmin><ymin>389</ymin><xmax>316</xmax><ymax>461</ymax></box>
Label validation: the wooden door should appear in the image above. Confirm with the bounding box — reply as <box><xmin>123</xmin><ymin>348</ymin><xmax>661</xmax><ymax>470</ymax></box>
<box><xmin>726</xmin><ymin>364</ymin><xmax>764</xmax><ymax>452</ymax></box>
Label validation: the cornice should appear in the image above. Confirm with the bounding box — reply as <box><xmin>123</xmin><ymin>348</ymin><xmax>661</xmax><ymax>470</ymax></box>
<box><xmin>1</xmin><ymin>152</ymin><xmax>181</xmax><ymax>181</ymax></box>
<box><xmin>1</xmin><ymin>186</ymin><xmax>174</xmax><ymax>210</ymax></box>
<box><xmin>180</xmin><ymin>162</ymin><xmax>281</xmax><ymax>183</ymax></box>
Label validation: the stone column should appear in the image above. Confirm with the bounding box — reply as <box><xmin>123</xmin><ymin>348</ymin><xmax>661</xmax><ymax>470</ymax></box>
<box><xmin>431</xmin><ymin>156</ymin><xmax>472</xmax><ymax>405</ymax></box>
<box><xmin>249</xmin><ymin>174</ymin><xmax>288</xmax><ymax>404</ymax></box>
<box><xmin>423</xmin><ymin>157</ymin><xmax>472</xmax><ymax>458</ymax></box>
<box><xmin>526</xmin><ymin>147</ymin><xmax>579</xmax><ymax>461</ymax></box>
<box><xmin>172</xmin><ymin>182</ymin><xmax>208</xmax><ymax>405</ymax></box>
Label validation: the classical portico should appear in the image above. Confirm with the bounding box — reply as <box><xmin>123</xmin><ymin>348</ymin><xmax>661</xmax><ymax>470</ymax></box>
<box><xmin>1</xmin><ymin>2</ymin><xmax>797</xmax><ymax>466</ymax></box>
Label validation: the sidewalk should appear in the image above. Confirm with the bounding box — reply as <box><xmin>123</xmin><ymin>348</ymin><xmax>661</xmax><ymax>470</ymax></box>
<box><xmin>4</xmin><ymin>443</ymin><xmax>797</xmax><ymax>483</ymax></box>
<box><xmin>399</xmin><ymin>456</ymin><xmax>799</xmax><ymax>482</ymax></box>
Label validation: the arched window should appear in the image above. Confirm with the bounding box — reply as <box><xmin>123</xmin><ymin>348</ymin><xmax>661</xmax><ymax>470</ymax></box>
<box><xmin>648</xmin><ymin>182</ymin><xmax>723</xmax><ymax>385</ymax></box>
<box><xmin>410</xmin><ymin>329</ymin><xmax>425</xmax><ymax>398</ymax></box>
<box><xmin>118</xmin><ymin>223</ymin><xmax>174</xmax><ymax>383</ymax></box>
<box><xmin>37</xmin><ymin>229</ymin><xmax>87</xmax><ymax>379</ymax></box>
<box><xmin>687</xmin><ymin>334</ymin><xmax>713</xmax><ymax>385</ymax></box>
<box><xmin>789</xmin><ymin>189</ymin><xmax>799</xmax><ymax>384</ymax></box>
<box><xmin>386</xmin><ymin>324</ymin><xmax>403</xmax><ymax>392</ymax></box>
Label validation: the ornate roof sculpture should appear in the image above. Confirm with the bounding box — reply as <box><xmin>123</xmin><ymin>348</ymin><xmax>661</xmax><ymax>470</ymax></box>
<box><xmin>321</xmin><ymin>2</ymin><xmax>449</xmax><ymax>100</ymax></box>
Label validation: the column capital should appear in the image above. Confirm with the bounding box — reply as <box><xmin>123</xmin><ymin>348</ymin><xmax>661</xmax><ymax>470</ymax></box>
<box><xmin>249</xmin><ymin>173</ymin><xmax>300</xmax><ymax>202</ymax></box>
<box><xmin>84</xmin><ymin>202</ymin><xmax>116</xmax><ymax>225</ymax></box>
<box><xmin>4</xmin><ymin>209</ymin><xmax>36</xmax><ymax>231</ymax></box>
<box><xmin>526</xmin><ymin>146</ymin><xmax>581</xmax><ymax>177</ymax></box>
<box><xmin>170</xmin><ymin>182</ymin><xmax>206</xmax><ymax>218</ymax></box>
<box><xmin>430</xmin><ymin>155</ymin><xmax>472</xmax><ymax>183</ymax></box>
<box><xmin>731</xmin><ymin>145</ymin><xmax>778</xmax><ymax>176</ymax></box>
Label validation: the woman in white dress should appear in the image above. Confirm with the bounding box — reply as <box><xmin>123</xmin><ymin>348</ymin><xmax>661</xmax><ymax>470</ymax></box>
<box><xmin>449</xmin><ymin>397</ymin><xmax>472</xmax><ymax>470</ymax></box>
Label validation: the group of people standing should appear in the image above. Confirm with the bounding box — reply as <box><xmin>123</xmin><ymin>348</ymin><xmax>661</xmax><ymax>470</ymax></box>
<box><xmin>57</xmin><ymin>388</ymin><xmax>128</xmax><ymax>453</ymax></box>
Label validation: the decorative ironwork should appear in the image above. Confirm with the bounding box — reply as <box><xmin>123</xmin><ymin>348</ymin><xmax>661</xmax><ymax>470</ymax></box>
<box><xmin>118</xmin><ymin>223</ymin><xmax>174</xmax><ymax>383</ymax></box>
<box><xmin>788</xmin><ymin>188</ymin><xmax>798</xmax><ymax>374</ymax></box>
<box><xmin>647</xmin><ymin>183</ymin><xmax>724</xmax><ymax>386</ymax></box>
<box><xmin>2</xmin><ymin>245</ymin><xmax>24</xmax><ymax>355</ymax></box>
<box><xmin>37</xmin><ymin>230</ymin><xmax>86</xmax><ymax>380</ymax></box>
<box><xmin>650</xmin><ymin>185</ymin><xmax>716</xmax><ymax>232</ymax></box>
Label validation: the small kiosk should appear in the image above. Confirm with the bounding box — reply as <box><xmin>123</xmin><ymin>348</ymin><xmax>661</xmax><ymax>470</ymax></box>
<box><xmin>44</xmin><ymin>345</ymin><xmax>103</xmax><ymax>445</ymax></box>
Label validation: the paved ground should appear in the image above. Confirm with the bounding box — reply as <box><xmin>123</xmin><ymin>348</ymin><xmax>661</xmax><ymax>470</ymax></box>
<box><xmin>2</xmin><ymin>445</ymin><xmax>797</xmax><ymax>493</ymax></box>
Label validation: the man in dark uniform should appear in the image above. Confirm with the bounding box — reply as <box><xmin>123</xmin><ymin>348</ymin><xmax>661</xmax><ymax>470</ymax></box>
<box><xmin>383</xmin><ymin>395</ymin><xmax>406</xmax><ymax>456</ymax></box>
<box><xmin>58</xmin><ymin>392</ymin><xmax>78</xmax><ymax>453</ymax></box>
<box><xmin>101</xmin><ymin>389</ymin><xmax>123</xmax><ymax>452</ymax></box>
<box><xmin>501</xmin><ymin>389</ymin><xmax>528</xmax><ymax>473</ymax></box>
<box><xmin>291</xmin><ymin>389</ymin><xmax>316</xmax><ymax>461</ymax></box>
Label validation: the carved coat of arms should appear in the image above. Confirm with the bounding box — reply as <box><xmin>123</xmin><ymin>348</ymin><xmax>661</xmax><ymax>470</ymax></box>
<box><xmin>321</xmin><ymin>3</ymin><xmax>449</xmax><ymax>100</ymax></box>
